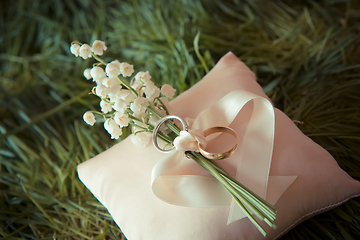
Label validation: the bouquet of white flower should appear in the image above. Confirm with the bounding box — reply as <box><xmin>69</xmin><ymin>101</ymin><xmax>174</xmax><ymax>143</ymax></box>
<box><xmin>71</xmin><ymin>39</ymin><xmax>278</xmax><ymax>236</ymax></box>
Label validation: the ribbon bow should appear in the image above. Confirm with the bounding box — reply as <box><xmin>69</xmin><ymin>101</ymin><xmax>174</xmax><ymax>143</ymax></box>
<box><xmin>151</xmin><ymin>90</ymin><xmax>297</xmax><ymax>224</ymax></box>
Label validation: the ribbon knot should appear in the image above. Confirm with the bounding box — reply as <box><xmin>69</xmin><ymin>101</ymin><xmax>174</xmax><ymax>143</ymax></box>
<box><xmin>173</xmin><ymin>130</ymin><xmax>207</xmax><ymax>152</ymax></box>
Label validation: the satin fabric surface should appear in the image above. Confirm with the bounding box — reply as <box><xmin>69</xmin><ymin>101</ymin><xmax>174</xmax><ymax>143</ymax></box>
<box><xmin>78</xmin><ymin>52</ymin><xmax>360</xmax><ymax>240</ymax></box>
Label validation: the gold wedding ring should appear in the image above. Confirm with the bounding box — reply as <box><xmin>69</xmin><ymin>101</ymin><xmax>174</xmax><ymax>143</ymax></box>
<box><xmin>198</xmin><ymin>126</ymin><xmax>239</xmax><ymax>160</ymax></box>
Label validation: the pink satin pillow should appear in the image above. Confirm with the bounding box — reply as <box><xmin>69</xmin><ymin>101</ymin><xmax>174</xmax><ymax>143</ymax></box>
<box><xmin>77</xmin><ymin>52</ymin><xmax>360</xmax><ymax>240</ymax></box>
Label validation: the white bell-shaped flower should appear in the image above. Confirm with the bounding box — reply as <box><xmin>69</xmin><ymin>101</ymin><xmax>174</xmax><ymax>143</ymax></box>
<box><xmin>95</xmin><ymin>84</ymin><xmax>110</xmax><ymax>98</ymax></box>
<box><xmin>91</xmin><ymin>40</ymin><xmax>107</xmax><ymax>56</ymax></box>
<box><xmin>144</xmin><ymin>82</ymin><xmax>160</xmax><ymax>101</ymax></box>
<box><xmin>113</xmin><ymin>98</ymin><xmax>128</xmax><ymax>112</ymax></box>
<box><xmin>131</xmin><ymin>132</ymin><xmax>151</xmax><ymax>148</ymax></box>
<box><xmin>104</xmin><ymin>118</ymin><xmax>122</xmax><ymax>139</ymax></box>
<box><xmin>114</xmin><ymin>111</ymin><xmax>130</xmax><ymax>127</ymax></box>
<box><xmin>102</xmin><ymin>77</ymin><xmax>120</xmax><ymax>88</ymax></box>
<box><xmin>70</xmin><ymin>44</ymin><xmax>80</xmax><ymax>57</ymax></box>
<box><xmin>120</xmin><ymin>62</ymin><xmax>134</xmax><ymax>77</ymax></box>
<box><xmin>83</xmin><ymin>111</ymin><xmax>96</xmax><ymax>126</ymax></box>
<box><xmin>161</xmin><ymin>84</ymin><xmax>176</xmax><ymax>99</ymax></box>
<box><xmin>135</xmin><ymin>71</ymin><xmax>152</xmax><ymax>84</ymax></box>
<box><xmin>131</xmin><ymin>79</ymin><xmax>145</xmax><ymax>95</ymax></box>
<box><xmin>83</xmin><ymin>68</ymin><xmax>92</xmax><ymax>80</ymax></box>
<box><xmin>112</xmin><ymin>60</ymin><xmax>121</xmax><ymax>67</ymax></box>
<box><xmin>108</xmin><ymin>85</ymin><xmax>122</xmax><ymax>102</ymax></box>
<box><xmin>100</xmin><ymin>100</ymin><xmax>113</xmax><ymax>114</ymax></box>
<box><xmin>90</xmin><ymin>67</ymin><xmax>106</xmax><ymax>81</ymax></box>
<box><xmin>132</xmin><ymin>109</ymin><xmax>147</xmax><ymax>119</ymax></box>
<box><xmin>118</xmin><ymin>90</ymin><xmax>136</xmax><ymax>103</ymax></box>
<box><xmin>130</xmin><ymin>97</ymin><xmax>149</xmax><ymax>113</ymax></box>
<box><xmin>105</xmin><ymin>60</ymin><xmax>121</xmax><ymax>78</ymax></box>
<box><xmin>79</xmin><ymin>44</ymin><xmax>92</xmax><ymax>59</ymax></box>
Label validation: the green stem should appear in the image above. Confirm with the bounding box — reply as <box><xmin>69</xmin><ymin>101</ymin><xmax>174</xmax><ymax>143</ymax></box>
<box><xmin>147</xmin><ymin>106</ymin><xmax>181</xmax><ymax>135</ymax></box>
<box><xmin>128</xmin><ymin>115</ymin><xmax>143</xmax><ymax>123</ymax></box>
<box><xmin>193</xmin><ymin>152</ymin><xmax>266</xmax><ymax>220</ymax></box>
<box><xmin>157</xmin><ymin>134</ymin><xmax>173</xmax><ymax>145</ymax></box>
<box><xmin>92</xmin><ymin>111</ymin><xmax>113</xmax><ymax>118</ymax></box>
<box><xmin>118</xmin><ymin>76</ymin><xmax>138</xmax><ymax>97</ymax></box>
<box><xmin>227</xmin><ymin>179</ymin><xmax>277</xmax><ymax>223</ymax></box>
<box><xmin>227</xmin><ymin>191</ymin><xmax>267</xmax><ymax>237</ymax></box>
<box><xmin>204</xmin><ymin>155</ymin><xmax>277</xmax><ymax>227</ymax></box>
<box><xmin>91</xmin><ymin>52</ymin><xmax>108</xmax><ymax>65</ymax></box>
<box><xmin>187</xmin><ymin>152</ymin><xmax>269</xmax><ymax>236</ymax></box>
<box><xmin>155</xmin><ymin>97</ymin><xmax>170</xmax><ymax>115</ymax></box>
<box><xmin>129</xmin><ymin>122</ymin><xmax>172</xmax><ymax>144</ymax></box>
<box><xmin>207</xmin><ymin>159</ymin><xmax>277</xmax><ymax>212</ymax></box>
<box><xmin>129</xmin><ymin>122</ymin><xmax>147</xmax><ymax>131</ymax></box>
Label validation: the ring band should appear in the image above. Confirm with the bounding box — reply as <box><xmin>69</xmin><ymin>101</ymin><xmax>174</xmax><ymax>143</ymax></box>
<box><xmin>198</xmin><ymin>126</ymin><xmax>238</xmax><ymax>160</ymax></box>
<box><xmin>152</xmin><ymin>115</ymin><xmax>188</xmax><ymax>153</ymax></box>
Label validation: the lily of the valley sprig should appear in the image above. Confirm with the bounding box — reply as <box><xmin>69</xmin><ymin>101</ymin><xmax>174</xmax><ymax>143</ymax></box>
<box><xmin>71</xmin><ymin>40</ymin><xmax>277</xmax><ymax>236</ymax></box>
<box><xmin>71</xmin><ymin>40</ymin><xmax>177</xmax><ymax>147</ymax></box>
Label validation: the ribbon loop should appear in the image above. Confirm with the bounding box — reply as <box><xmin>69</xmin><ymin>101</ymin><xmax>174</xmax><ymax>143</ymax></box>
<box><xmin>151</xmin><ymin>90</ymin><xmax>297</xmax><ymax>224</ymax></box>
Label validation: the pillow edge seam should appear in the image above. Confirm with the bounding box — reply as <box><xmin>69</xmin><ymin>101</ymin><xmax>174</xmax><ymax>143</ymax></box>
<box><xmin>273</xmin><ymin>193</ymin><xmax>360</xmax><ymax>240</ymax></box>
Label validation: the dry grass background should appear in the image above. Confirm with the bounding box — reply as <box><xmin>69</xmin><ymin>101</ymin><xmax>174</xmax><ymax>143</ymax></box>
<box><xmin>1</xmin><ymin>0</ymin><xmax>360</xmax><ymax>239</ymax></box>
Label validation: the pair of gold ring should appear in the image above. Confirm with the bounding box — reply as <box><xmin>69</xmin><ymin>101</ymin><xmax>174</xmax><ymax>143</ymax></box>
<box><xmin>152</xmin><ymin>116</ymin><xmax>238</xmax><ymax>160</ymax></box>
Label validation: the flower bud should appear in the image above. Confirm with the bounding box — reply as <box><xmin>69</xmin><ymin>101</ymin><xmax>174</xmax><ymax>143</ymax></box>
<box><xmin>83</xmin><ymin>111</ymin><xmax>96</xmax><ymax>126</ymax></box>
<box><xmin>70</xmin><ymin>44</ymin><xmax>80</xmax><ymax>57</ymax></box>
<box><xmin>83</xmin><ymin>68</ymin><xmax>92</xmax><ymax>80</ymax></box>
